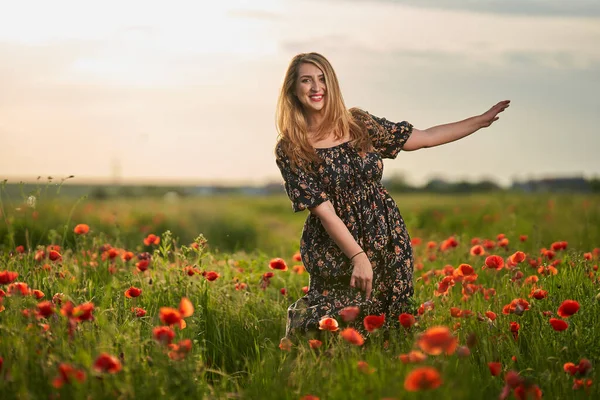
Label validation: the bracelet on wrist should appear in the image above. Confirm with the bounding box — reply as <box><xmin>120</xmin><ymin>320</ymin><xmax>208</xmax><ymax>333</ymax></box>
<box><xmin>350</xmin><ymin>250</ymin><xmax>365</xmax><ymax>261</ymax></box>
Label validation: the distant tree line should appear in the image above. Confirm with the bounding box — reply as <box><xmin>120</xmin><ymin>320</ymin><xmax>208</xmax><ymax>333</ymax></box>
<box><xmin>381</xmin><ymin>175</ymin><xmax>599</xmax><ymax>194</ymax></box>
<box><xmin>3</xmin><ymin>175</ymin><xmax>599</xmax><ymax>201</ymax></box>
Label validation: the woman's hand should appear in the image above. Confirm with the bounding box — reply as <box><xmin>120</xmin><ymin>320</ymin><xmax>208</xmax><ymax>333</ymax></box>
<box><xmin>350</xmin><ymin>253</ymin><xmax>373</xmax><ymax>299</ymax></box>
<box><xmin>480</xmin><ymin>100</ymin><xmax>510</xmax><ymax>128</ymax></box>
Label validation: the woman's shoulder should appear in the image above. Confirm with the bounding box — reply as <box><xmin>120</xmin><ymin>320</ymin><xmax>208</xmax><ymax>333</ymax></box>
<box><xmin>349</xmin><ymin>107</ymin><xmax>370</xmax><ymax>120</ymax></box>
<box><xmin>275</xmin><ymin>138</ymin><xmax>288</xmax><ymax>160</ymax></box>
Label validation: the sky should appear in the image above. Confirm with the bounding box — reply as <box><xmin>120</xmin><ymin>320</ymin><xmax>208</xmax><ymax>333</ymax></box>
<box><xmin>1</xmin><ymin>0</ymin><xmax>599</xmax><ymax>187</ymax></box>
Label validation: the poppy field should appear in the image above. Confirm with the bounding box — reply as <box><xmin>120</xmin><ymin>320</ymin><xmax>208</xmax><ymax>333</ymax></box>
<box><xmin>0</xmin><ymin>187</ymin><xmax>599</xmax><ymax>399</ymax></box>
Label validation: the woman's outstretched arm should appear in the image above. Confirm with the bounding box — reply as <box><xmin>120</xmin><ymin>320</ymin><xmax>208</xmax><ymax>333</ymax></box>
<box><xmin>403</xmin><ymin>100</ymin><xmax>510</xmax><ymax>151</ymax></box>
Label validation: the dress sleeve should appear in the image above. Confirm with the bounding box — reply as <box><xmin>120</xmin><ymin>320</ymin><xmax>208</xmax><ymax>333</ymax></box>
<box><xmin>363</xmin><ymin>111</ymin><xmax>413</xmax><ymax>159</ymax></box>
<box><xmin>275</xmin><ymin>142</ymin><xmax>329</xmax><ymax>212</ymax></box>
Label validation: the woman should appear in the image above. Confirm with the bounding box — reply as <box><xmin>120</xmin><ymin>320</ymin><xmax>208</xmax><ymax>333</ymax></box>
<box><xmin>274</xmin><ymin>52</ymin><xmax>509</xmax><ymax>340</ymax></box>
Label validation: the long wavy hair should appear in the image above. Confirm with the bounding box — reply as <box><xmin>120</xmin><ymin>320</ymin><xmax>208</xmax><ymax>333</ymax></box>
<box><xmin>275</xmin><ymin>52</ymin><xmax>373</xmax><ymax>173</ymax></box>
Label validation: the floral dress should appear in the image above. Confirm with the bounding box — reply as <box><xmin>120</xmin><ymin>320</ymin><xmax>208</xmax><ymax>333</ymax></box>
<box><xmin>275</xmin><ymin>110</ymin><xmax>415</xmax><ymax>338</ymax></box>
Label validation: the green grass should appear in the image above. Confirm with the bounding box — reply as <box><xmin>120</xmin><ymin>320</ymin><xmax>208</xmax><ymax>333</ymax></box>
<box><xmin>0</xmin><ymin>189</ymin><xmax>599</xmax><ymax>399</ymax></box>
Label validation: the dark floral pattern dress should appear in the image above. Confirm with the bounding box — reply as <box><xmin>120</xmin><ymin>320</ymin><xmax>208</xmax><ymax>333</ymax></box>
<box><xmin>275</xmin><ymin>110</ymin><xmax>415</xmax><ymax>339</ymax></box>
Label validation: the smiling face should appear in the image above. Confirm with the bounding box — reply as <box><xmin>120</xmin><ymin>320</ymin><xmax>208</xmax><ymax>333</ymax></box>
<box><xmin>295</xmin><ymin>62</ymin><xmax>326</xmax><ymax>114</ymax></box>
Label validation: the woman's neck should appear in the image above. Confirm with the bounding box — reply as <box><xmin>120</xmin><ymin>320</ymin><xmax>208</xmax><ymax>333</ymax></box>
<box><xmin>305</xmin><ymin>110</ymin><xmax>326</xmax><ymax>133</ymax></box>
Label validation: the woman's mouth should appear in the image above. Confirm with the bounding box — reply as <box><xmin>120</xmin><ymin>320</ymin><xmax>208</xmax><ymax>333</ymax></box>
<box><xmin>309</xmin><ymin>94</ymin><xmax>324</xmax><ymax>102</ymax></box>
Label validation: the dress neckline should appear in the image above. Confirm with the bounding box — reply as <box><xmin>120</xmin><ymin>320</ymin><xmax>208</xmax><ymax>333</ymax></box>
<box><xmin>313</xmin><ymin>140</ymin><xmax>352</xmax><ymax>151</ymax></box>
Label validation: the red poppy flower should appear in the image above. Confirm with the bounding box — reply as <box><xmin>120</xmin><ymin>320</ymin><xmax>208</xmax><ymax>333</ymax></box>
<box><xmin>513</xmin><ymin>383</ymin><xmax>542</xmax><ymax>400</ymax></box>
<box><xmin>205</xmin><ymin>271</ymin><xmax>219</xmax><ymax>281</ymax></box>
<box><xmin>278</xmin><ymin>337</ymin><xmax>292</xmax><ymax>351</ymax></box>
<box><xmin>339</xmin><ymin>306</ymin><xmax>360</xmax><ymax>322</ymax></box>
<box><xmin>318</xmin><ymin>317</ymin><xmax>339</xmax><ymax>332</ymax></box>
<box><xmin>440</xmin><ymin>236</ymin><xmax>458</xmax><ymax>251</ymax></box>
<box><xmin>417</xmin><ymin>300</ymin><xmax>435</xmax><ymax>316</ymax></box>
<box><xmin>524</xmin><ymin>275</ymin><xmax>539</xmax><ymax>285</ymax></box>
<box><xmin>509</xmin><ymin>251</ymin><xmax>526</xmax><ymax>264</ymax></box>
<box><xmin>399</xmin><ymin>313</ymin><xmax>416</xmax><ymax>328</ymax></box>
<box><xmin>308</xmin><ymin>339</ymin><xmax>322</xmax><ymax>349</ymax></box>
<box><xmin>564</xmin><ymin>362</ymin><xmax>578</xmax><ymax>375</ymax></box>
<box><xmin>482</xmin><ymin>239</ymin><xmax>496</xmax><ymax>249</ymax></box>
<box><xmin>399</xmin><ymin>350</ymin><xmax>427</xmax><ymax>364</ymax></box>
<box><xmin>434</xmin><ymin>276</ymin><xmax>455</xmax><ymax>296</ymax></box>
<box><xmin>124</xmin><ymin>286</ymin><xmax>142</xmax><ymax>298</ymax></box>
<box><xmin>542</xmin><ymin>249</ymin><xmax>556</xmax><ymax>260</ymax></box>
<box><xmin>498</xmin><ymin>238</ymin><xmax>509</xmax><ymax>248</ymax></box>
<box><xmin>557</xmin><ymin>300</ymin><xmax>580</xmax><ymax>317</ymax></box>
<box><xmin>92</xmin><ymin>353</ymin><xmax>122</xmax><ymax>374</ymax></box>
<box><xmin>292</xmin><ymin>265</ymin><xmax>305</xmax><ymax>274</ymax></box>
<box><xmin>168</xmin><ymin>338</ymin><xmax>193</xmax><ymax>360</ymax></box>
<box><xmin>551</xmin><ymin>241</ymin><xmax>568</xmax><ymax>251</ymax></box>
<box><xmin>268</xmin><ymin>258</ymin><xmax>288</xmax><ymax>271</ymax></box>
<box><xmin>136</xmin><ymin>259</ymin><xmax>150</xmax><ymax>272</ymax></box>
<box><xmin>72</xmin><ymin>302</ymin><xmax>94</xmax><ymax>322</ymax></box>
<box><xmin>450</xmin><ymin>307</ymin><xmax>462</xmax><ymax>318</ymax></box>
<box><xmin>357</xmin><ymin>360</ymin><xmax>375</xmax><ymax>374</ymax></box>
<box><xmin>15</xmin><ymin>245</ymin><xmax>25</xmax><ymax>254</ymax></box>
<box><xmin>510</xmin><ymin>321</ymin><xmax>520</xmax><ymax>340</ymax></box>
<box><xmin>7</xmin><ymin>282</ymin><xmax>30</xmax><ymax>296</ymax></box>
<box><xmin>416</xmin><ymin>326</ymin><xmax>458</xmax><ymax>356</ymax></box>
<box><xmin>578</xmin><ymin>359</ymin><xmax>592</xmax><ymax>375</ymax></box>
<box><xmin>31</xmin><ymin>289</ymin><xmax>44</xmax><ymax>299</ymax></box>
<box><xmin>485</xmin><ymin>255</ymin><xmax>504</xmax><ymax>270</ymax></box>
<box><xmin>340</xmin><ymin>327</ymin><xmax>364</xmax><ymax>346</ymax></box>
<box><xmin>292</xmin><ymin>251</ymin><xmax>302</xmax><ymax>261</ymax></box>
<box><xmin>502</xmin><ymin>298</ymin><xmax>530</xmax><ymax>315</ymax></box>
<box><xmin>404</xmin><ymin>367</ymin><xmax>442</xmax><ymax>391</ymax></box>
<box><xmin>36</xmin><ymin>301</ymin><xmax>55</xmax><ymax>318</ymax></box>
<box><xmin>263</xmin><ymin>272</ymin><xmax>274</xmax><ymax>279</ymax></box>
<box><xmin>143</xmin><ymin>234</ymin><xmax>160</xmax><ymax>246</ymax></box>
<box><xmin>456</xmin><ymin>263</ymin><xmax>475</xmax><ymax>276</ymax></box>
<box><xmin>179</xmin><ymin>297</ymin><xmax>194</xmax><ymax>318</ymax></box>
<box><xmin>488</xmin><ymin>362</ymin><xmax>502</xmax><ymax>376</ymax></box>
<box><xmin>131</xmin><ymin>307</ymin><xmax>147</xmax><ymax>317</ymax></box>
<box><xmin>483</xmin><ymin>288</ymin><xmax>497</xmax><ymax>301</ymax></box>
<box><xmin>411</xmin><ymin>237</ymin><xmax>423</xmax><ymax>246</ymax></box>
<box><xmin>363</xmin><ymin>314</ymin><xmax>385</xmax><ymax>332</ymax></box>
<box><xmin>457</xmin><ymin>346</ymin><xmax>471</xmax><ymax>358</ymax></box>
<box><xmin>73</xmin><ymin>224</ymin><xmax>90</xmax><ymax>235</ymax></box>
<box><xmin>470</xmin><ymin>245</ymin><xmax>485</xmax><ymax>256</ymax></box>
<box><xmin>0</xmin><ymin>271</ymin><xmax>19</xmax><ymax>284</ymax></box>
<box><xmin>52</xmin><ymin>363</ymin><xmax>86</xmax><ymax>388</ymax></box>
<box><xmin>549</xmin><ymin>318</ymin><xmax>568</xmax><ymax>331</ymax></box>
<box><xmin>153</xmin><ymin>326</ymin><xmax>176</xmax><ymax>345</ymax></box>
<box><xmin>48</xmin><ymin>250</ymin><xmax>62</xmax><ymax>262</ymax></box>
<box><xmin>160</xmin><ymin>307</ymin><xmax>182</xmax><ymax>326</ymax></box>
<box><xmin>530</xmin><ymin>288</ymin><xmax>548</xmax><ymax>300</ymax></box>
<box><xmin>280</xmin><ymin>288</ymin><xmax>287</xmax><ymax>295</ymax></box>
<box><xmin>485</xmin><ymin>311</ymin><xmax>497</xmax><ymax>321</ymax></box>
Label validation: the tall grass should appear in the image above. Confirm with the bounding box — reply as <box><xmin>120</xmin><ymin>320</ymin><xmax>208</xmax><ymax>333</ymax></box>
<box><xmin>0</xmin><ymin>186</ymin><xmax>599</xmax><ymax>399</ymax></box>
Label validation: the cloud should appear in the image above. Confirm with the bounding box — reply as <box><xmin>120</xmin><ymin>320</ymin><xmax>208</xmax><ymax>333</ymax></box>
<box><xmin>326</xmin><ymin>0</ymin><xmax>600</xmax><ymax>17</ymax></box>
<box><xmin>280</xmin><ymin>37</ymin><xmax>600</xmax><ymax>71</ymax></box>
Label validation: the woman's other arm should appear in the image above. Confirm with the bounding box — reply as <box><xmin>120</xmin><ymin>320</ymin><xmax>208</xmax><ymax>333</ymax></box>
<box><xmin>309</xmin><ymin>201</ymin><xmax>373</xmax><ymax>299</ymax></box>
<box><xmin>402</xmin><ymin>100</ymin><xmax>510</xmax><ymax>151</ymax></box>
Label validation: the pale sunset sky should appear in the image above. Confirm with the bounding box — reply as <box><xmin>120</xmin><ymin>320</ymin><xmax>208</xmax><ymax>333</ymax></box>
<box><xmin>1</xmin><ymin>0</ymin><xmax>599</xmax><ymax>187</ymax></box>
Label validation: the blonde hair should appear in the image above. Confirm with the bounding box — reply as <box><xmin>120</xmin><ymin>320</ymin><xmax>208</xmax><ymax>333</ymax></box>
<box><xmin>275</xmin><ymin>52</ymin><xmax>372</xmax><ymax>172</ymax></box>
